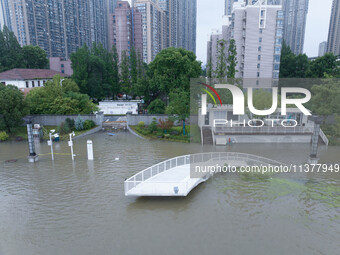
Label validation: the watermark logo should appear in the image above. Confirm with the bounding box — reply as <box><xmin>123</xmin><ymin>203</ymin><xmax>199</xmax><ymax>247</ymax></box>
<box><xmin>200</xmin><ymin>83</ymin><xmax>312</xmax><ymax>116</ymax></box>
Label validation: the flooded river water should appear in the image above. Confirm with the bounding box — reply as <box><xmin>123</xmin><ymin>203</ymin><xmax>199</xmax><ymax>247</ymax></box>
<box><xmin>0</xmin><ymin>132</ymin><xmax>339</xmax><ymax>255</ymax></box>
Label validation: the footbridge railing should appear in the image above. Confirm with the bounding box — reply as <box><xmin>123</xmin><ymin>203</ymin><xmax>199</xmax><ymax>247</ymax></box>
<box><xmin>124</xmin><ymin>152</ymin><xmax>286</xmax><ymax>195</ymax></box>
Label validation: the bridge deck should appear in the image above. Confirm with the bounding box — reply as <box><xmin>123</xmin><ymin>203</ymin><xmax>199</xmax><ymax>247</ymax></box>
<box><xmin>125</xmin><ymin>165</ymin><xmax>206</xmax><ymax>196</ymax></box>
<box><xmin>124</xmin><ymin>153</ymin><xmax>285</xmax><ymax>197</ymax></box>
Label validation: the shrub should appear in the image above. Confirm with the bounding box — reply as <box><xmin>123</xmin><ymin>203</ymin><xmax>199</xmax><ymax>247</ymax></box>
<box><xmin>158</xmin><ymin>118</ymin><xmax>174</xmax><ymax>133</ymax></box>
<box><xmin>138</xmin><ymin>121</ymin><xmax>145</xmax><ymax>127</ymax></box>
<box><xmin>83</xmin><ymin>120</ymin><xmax>96</xmax><ymax>130</ymax></box>
<box><xmin>0</xmin><ymin>131</ymin><xmax>9</xmax><ymax>141</ymax></box>
<box><xmin>58</xmin><ymin>122</ymin><xmax>71</xmax><ymax>135</ymax></box>
<box><xmin>75</xmin><ymin>115</ymin><xmax>84</xmax><ymax>131</ymax></box>
<box><xmin>148</xmin><ymin>99</ymin><xmax>165</xmax><ymax>114</ymax></box>
<box><xmin>148</xmin><ymin>118</ymin><xmax>158</xmax><ymax>133</ymax></box>
<box><xmin>65</xmin><ymin>118</ymin><xmax>75</xmax><ymax>129</ymax></box>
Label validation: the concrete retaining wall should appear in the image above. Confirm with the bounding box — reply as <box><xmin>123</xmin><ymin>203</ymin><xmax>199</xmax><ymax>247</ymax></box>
<box><xmin>30</xmin><ymin>112</ymin><xmax>104</xmax><ymax>127</ymax></box>
<box><xmin>126</xmin><ymin>113</ymin><xmax>188</xmax><ymax>126</ymax></box>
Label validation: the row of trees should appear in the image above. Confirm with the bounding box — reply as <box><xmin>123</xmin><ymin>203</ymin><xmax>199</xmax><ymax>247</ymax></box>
<box><xmin>70</xmin><ymin>44</ymin><xmax>145</xmax><ymax>101</ymax></box>
<box><xmin>206</xmin><ymin>39</ymin><xmax>238</xmax><ymax>79</ymax></box>
<box><xmin>0</xmin><ymin>26</ymin><xmax>49</xmax><ymax>72</ymax></box>
<box><xmin>279</xmin><ymin>41</ymin><xmax>340</xmax><ymax>78</ymax></box>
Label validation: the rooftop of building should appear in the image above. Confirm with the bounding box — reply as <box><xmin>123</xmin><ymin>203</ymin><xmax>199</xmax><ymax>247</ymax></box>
<box><xmin>0</xmin><ymin>68</ymin><xmax>69</xmax><ymax>81</ymax></box>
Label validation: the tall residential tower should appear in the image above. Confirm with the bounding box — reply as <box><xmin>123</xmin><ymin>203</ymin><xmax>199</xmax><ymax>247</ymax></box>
<box><xmin>327</xmin><ymin>0</ymin><xmax>340</xmax><ymax>56</ymax></box>
<box><xmin>1</xmin><ymin>0</ymin><xmax>108</xmax><ymax>58</ymax></box>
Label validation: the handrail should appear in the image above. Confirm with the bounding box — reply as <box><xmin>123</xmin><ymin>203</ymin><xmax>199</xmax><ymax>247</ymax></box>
<box><xmin>319</xmin><ymin>128</ymin><xmax>329</xmax><ymax>146</ymax></box>
<box><xmin>124</xmin><ymin>152</ymin><xmax>286</xmax><ymax>194</ymax></box>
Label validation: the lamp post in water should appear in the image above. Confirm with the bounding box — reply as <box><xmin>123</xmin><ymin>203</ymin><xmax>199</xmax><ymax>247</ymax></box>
<box><xmin>68</xmin><ymin>131</ymin><xmax>75</xmax><ymax>161</ymax></box>
<box><xmin>23</xmin><ymin>116</ymin><xmax>39</xmax><ymax>163</ymax></box>
<box><xmin>48</xmin><ymin>129</ymin><xmax>56</xmax><ymax>161</ymax></box>
<box><xmin>309</xmin><ymin>116</ymin><xmax>323</xmax><ymax>164</ymax></box>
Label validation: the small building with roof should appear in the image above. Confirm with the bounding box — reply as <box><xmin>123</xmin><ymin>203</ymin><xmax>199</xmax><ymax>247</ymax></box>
<box><xmin>0</xmin><ymin>68</ymin><xmax>69</xmax><ymax>94</ymax></box>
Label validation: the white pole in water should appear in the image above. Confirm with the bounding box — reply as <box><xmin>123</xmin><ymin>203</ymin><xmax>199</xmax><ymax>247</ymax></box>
<box><xmin>68</xmin><ymin>131</ymin><xmax>75</xmax><ymax>161</ymax></box>
<box><xmin>87</xmin><ymin>140</ymin><xmax>94</xmax><ymax>160</ymax></box>
<box><xmin>48</xmin><ymin>130</ymin><xmax>55</xmax><ymax>161</ymax></box>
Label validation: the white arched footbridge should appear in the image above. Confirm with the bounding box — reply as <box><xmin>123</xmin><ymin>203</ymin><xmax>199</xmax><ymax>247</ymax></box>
<box><xmin>124</xmin><ymin>152</ymin><xmax>285</xmax><ymax>197</ymax></box>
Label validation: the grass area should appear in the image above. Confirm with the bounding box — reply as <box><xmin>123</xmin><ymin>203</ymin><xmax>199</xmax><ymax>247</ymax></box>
<box><xmin>130</xmin><ymin>125</ymin><xmax>201</xmax><ymax>143</ymax></box>
<box><xmin>8</xmin><ymin>125</ymin><xmax>97</xmax><ymax>141</ymax></box>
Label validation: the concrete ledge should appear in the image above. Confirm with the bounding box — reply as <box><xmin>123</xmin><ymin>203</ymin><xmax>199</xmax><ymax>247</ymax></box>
<box><xmin>127</xmin><ymin>125</ymin><xmax>145</xmax><ymax>139</ymax></box>
<box><xmin>73</xmin><ymin>126</ymin><xmax>102</xmax><ymax>140</ymax></box>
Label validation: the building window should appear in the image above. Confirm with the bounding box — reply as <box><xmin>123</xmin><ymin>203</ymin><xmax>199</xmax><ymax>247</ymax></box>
<box><xmin>258</xmin><ymin>55</ymin><xmax>261</xmax><ymax>61</ymax></box>
<box><xmin>61</xmin><ymin>64</ymin><xmax>64</xmax><ymax>68</ymax></box>
<box><xmin>273</xmin><ymin>72</ymin><xmax>279</xmax><ymax>79</ymax></box>
<box><xmin>276</xmin><ymin>29</ymin><xmax>282</xmax><ymax>37</ymax></box>
<box><xmin>257</xmin><ymin>72</ymin><xmax>260</xmax><ymax>78</ymax></box>
<box><xmin>62</xmin><ymin>70</ymin><xmax>64</xmax><ymax>73</ymax></box>
<box><xmin>32</xmin><ymin>81</ymin><xmax>35</xmax><ymax>87</ymax></box>
<box><xmin>274</xmin><ymin>55</ymin><xmax>280</xmax><ymax>62</ymax></box>
<box><xmin>275</xmin><ymin>47</ymin><xmax>281</xmax><ymax>54</ymax></box>
<box><xmin>43</xmin><ymin>80</ymin><xmax>46</xmax><ymax>85</ymax></box>
<box><xmin>257</xmin><ymin>63</ymin><xmax>260</xmax><ymax>69</ymax></box>
<box><xmin>38</xmin><ymin>81</ymin><xmax>40</xmax><ymax>87</ymax></box>
<box><xmin>258</xmin><ymin>46</ymin><xmax>262</xmax><ymax>51</ymax></box>
<box><xmin>259</xmin><ymin>29</ymin><xmax>263</xmax><ymax>34</ymax></box>
<box><xmin>26</xmin><ymin>81</ymin><xmax>29</xmax><ymax>88</ymax></box>
<box><xmin>1</xmin><ymin>82</ymin><xmax>5</xmax><ymax>85</ymax></box>
<box><xmin>259</xmin><ymin>37</ymin><xmax>262</xmax><ymax>43</ymax></box>
<box><xmin>274</xmin><ymin>64</ymin><xmax>280</xmax><ymax>70</ymax></box>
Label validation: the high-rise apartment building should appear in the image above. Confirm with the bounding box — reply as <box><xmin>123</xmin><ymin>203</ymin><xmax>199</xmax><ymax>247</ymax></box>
<box><xmin>318</xmin><ymin>41</ymin><xmax>327</xmax><ymax>57</ymax></box>
<box><xmin>232</xmin><ymin>2</ymin><xmax>283</xmax><ymax>80</ymax></box>
<box><xmin>0</xmin><ymin>0</ymin><xmax>11</xmax><ymax>30</ymax></box>
<box><xmin>177</xmin><ymin>0</ymin><xmax>197</xmax><ymax>54</ymax></box>
<box><xmin>134</xmin><ymin>0</ymin><xmax>166</xmax><ymax>63</ymax></box>
<box><xmin>108</xmin><ymin>1</ymin><xmax>143</xmax><ymax>59</ymax></box>
<box><xmin>208</xmin><ymin>1</ymin><xmax>283</xmax><ymax>82</ymax></box>
<box><xmin>281</xmin><ymin>0</ymin><xmax>309</xmax><ymax>55</ymax></box>
<box><xmin>327</xmin><ymin>0</ymin><xmax>340</xmax><ymax>56</ymax></box>
<box><xmin>1</xmin><ymin>0</ymin><xmax>108</xmax><ymax>59</ymax></box>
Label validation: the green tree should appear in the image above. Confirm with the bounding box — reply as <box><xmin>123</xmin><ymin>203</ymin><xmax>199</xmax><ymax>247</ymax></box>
<box><xmin>308</xmin><ymin>80</ymin><xmax>340</xmax><ymax>115</ymax></box>
<box><xmin>0</xmin><ymin>84</ymin><xmax>27</xmax><ymax>132</ymax></box>
<box><xmin>148</xmin><ymin>47</ymin><xmax>202</xmax><ymax>99</ymax></box>
<box><xmin>120</xmin><ymin>50</ymin><xmax>131</xmax><ymax>96</ymax></box>
<box><xmin>130</xmin><ymin>46</ymin><xmax>138</xmax><ymax>90</ymax></box>
<box><xmin>25</xmin><ymin>75</ymin><xmax>98</xmax><ymax>115</ymax></box>
<box><xmin>214</xmin><ymin>39</ymin><xmax>228</xmax><ymax>79</ymax></box>
<box><xmin>71</xmin><ymin>43</ymin><xmax>116</xmax><ymax>100</ymax></box>
<box><xmin>22</xmin><ymin>45</ymin><xmax>49</xmax><ymax>69</ymax></box>
<box><xmin>166</xmin><ymin>88</ymin><xmax>190</xmax><ymax>135</ymax></box>
<box><xmin>0</xmin><ymin>26</ymin><xmax>23</xmax><ymax>72</ymax></box>
<box><xmin>112</xmin><ymin>45</ymin><xmax>120</xmax><ymax>98</ymax></box>
<box><xmin>206</xmin><ymin>60</ymin><xmax>213</xmax><ymax>78</ymax></box>
<box><xmin>307</xmin><ymin>53</ymin><xmax>340</xmax><ymax>78</ymax></box>
<box><xmin>227</xmin><ymin>39</ymin><xmax>238</xmax><ymax>79</ymax></box>
<box><xmin>148</xmin><ymin>99</ymin><xmax>166</xmax><ymax>114</ymax></box>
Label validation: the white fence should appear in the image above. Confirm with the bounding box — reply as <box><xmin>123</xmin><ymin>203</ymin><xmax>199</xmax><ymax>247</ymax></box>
<box><xmin>124</xmin><ymin>152</ymin><xmax>285</xmax><ymax>195</ymax></box>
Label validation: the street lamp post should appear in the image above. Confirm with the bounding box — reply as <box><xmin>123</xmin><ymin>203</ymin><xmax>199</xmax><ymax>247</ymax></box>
<box><xmin>68</xmin><ymin>131</ymin><xmax>75</xmax><ymax>161</ymax></box>
<box><xmin>23</xmin><ymin>116</ymin><xmax>39</xmax><ymax>163</ymax></box>
<box><xmin>309</xmin><ymin>116</ymin><xmax>323</xmax><ymax>164</ymax></box>
<box><xmin>48</xmin><ymin>129</ymin><xmax>55</xmax><ymax>161</ymax></box>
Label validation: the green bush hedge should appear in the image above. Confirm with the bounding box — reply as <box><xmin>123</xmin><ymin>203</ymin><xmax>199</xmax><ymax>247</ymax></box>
<box><xmin>83</xmin><ymin>120</ymin><xmax>96</xmax><ymax>130</ymax></box>
<box><xmin>0</xmin><ymin>131</ymin><xmax>9</xmax><ymax>141</ymax></box>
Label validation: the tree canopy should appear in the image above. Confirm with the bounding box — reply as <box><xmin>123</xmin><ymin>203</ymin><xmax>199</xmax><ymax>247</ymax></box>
<box><xmin>0</xmin><ymin>26</ymin><xmax>49</xmax><ymax>71</ymax></box>
<box><xmin>25</xmin><ymin>75</ymin><xmax>98</xmax><ymax>115</ymax></box>
<box><xmin>0</xmin><ymin>84</ymin><xmax>27</xmax><ymax>132</ymax></box>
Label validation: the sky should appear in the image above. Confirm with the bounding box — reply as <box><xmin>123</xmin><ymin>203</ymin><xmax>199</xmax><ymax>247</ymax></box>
<box><xmin>196</xmin><ymin>0</ymin><xmax>334</xmax><ymax>64</ymax></box>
